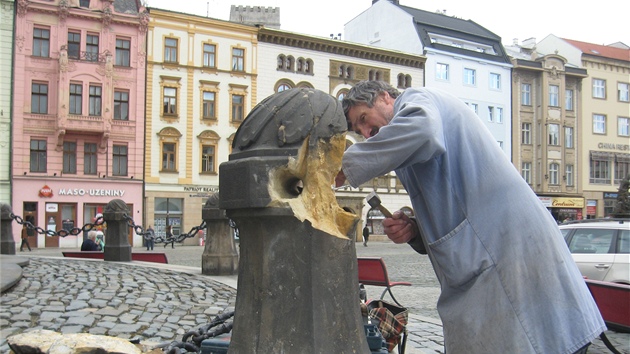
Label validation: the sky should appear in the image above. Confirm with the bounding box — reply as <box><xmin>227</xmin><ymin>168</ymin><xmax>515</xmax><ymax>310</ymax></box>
<box><xmin>143</xmin><ymin>0</ymin><xmax>629</xmax><ymax>48</ymax></box>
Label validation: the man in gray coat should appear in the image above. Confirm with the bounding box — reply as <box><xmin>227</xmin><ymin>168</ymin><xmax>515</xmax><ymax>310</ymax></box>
<box><xmin>336</xmin><ymin>81</ymin><xmax>605</xmax><ymax>353</ymax></box>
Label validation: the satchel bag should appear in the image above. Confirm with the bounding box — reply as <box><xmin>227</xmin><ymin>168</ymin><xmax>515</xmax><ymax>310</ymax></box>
<box><xmin>367</xmin><ymin>299</ymin><xmax>408</xmax><ymax>353</ymax></box>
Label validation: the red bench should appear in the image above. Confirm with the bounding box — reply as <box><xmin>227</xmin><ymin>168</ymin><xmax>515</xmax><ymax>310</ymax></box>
<box><xmin>62</xmin><ymin>251</ymin><xmax>168</xmax><ymax>264</ymax></box>
<box><xmin>357</xmin><ymin>257</ymin><xmax>411</xmax><ymax>306</ymax></box>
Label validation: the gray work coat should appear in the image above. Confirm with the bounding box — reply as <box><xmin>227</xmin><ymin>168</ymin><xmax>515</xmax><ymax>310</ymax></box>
<box><xmin>342</xmin><ymin>88</ymin><xmax>605</xmax><ymax>353</ymax></box>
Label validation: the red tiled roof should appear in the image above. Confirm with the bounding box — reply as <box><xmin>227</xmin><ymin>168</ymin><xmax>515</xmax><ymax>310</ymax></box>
<box><xmin>562</xmin><ymin>38</ymin><xmax>630</xmax><ymax>62</ymax></box>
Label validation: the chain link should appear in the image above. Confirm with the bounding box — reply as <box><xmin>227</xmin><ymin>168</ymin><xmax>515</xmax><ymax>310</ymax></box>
<box><xmin>124</xmin><ymin>214</ymin><xmax>206</xmax><ymax>245</ymax></box>
<box><xmin>11</xmin><ymin>213</ymin><xmax>104</xmax><ymax>238</ymax></box>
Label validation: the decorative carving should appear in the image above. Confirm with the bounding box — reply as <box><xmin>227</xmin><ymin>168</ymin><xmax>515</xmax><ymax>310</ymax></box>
<box><xmin>138</xmin><ymin>9</ymin><xmax>149</xmax><ymax>34</ymax></box>
<box><xmin>59</xmin><ymin>45</ymin><xmax>68</xmax><ymax>72</ymax></box>
<box><xmin>17</xmin><ymin>0</ymin><xmax>28</xmax><ymax>17</ymax></box>
<box><xmin>102</xmin><ymin>5</ymin><xmax>113</xmax><ymax>29</ymax></box>
<box><xmin>59</xmin><ymin>0</ymin><xmax>69</xmax><ymax>22</ymax></box>
<box><xmin>15</xmin><ymin>36</ymin><xmax>25</xmax><ymax>52</ymax></box>
<box><xmin>105</xmin><ymin>52</ymin><xmax>113</xmax><ymax>78</ymax></box>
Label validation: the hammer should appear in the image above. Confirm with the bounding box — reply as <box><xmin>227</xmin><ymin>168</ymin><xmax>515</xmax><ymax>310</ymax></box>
<box><xmin>366</xmin><ymin>191</ymin><xmax>393</xmax><ymax>218</ymax></box>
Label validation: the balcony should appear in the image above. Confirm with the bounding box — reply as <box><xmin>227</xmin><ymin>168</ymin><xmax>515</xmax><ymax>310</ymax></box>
<box><xmin>22</xmin><ymin>113</ymin><xmax>57</xmax><ymax>134</ymax></box>
<box><xmin>62</xmin><ymin>115</ymin><xmax>105</xmax><ymax>134</ymax></box>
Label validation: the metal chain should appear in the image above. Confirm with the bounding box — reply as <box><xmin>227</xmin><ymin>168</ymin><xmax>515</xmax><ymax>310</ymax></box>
<box><xmin>10</xmin><ymin>213</ymin><xmax>104</xmax><ymax>238</ymax></box>
<box><xmin>123</xmin><ymin>214</ymin><xmax>206</xmax><ymax>245</ymax></box>
<box><xmin>158</xmin><ymin>311</ymin><xmax>234</xmax><ymax>354</ymax></box>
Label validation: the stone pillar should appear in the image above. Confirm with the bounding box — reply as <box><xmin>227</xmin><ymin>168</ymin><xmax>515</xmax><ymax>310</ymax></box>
<box><xmin>202</xmin><ymin>193</ymin><xmax>238</xmax><ymax>275</ymax></box>
<box><xmin>1</xmin><ymin>204</ymin><xmax>16</xmax><ymax>255</ymax></box>
<box><xmin>220</xmin><ymin>88</ymin><xmax>366</xmax><ymax>353</ymax></box>
<box><xmin>102</xmin><ymin>199</ymin><xmax>131</xmax><ymax>262</ymax></box>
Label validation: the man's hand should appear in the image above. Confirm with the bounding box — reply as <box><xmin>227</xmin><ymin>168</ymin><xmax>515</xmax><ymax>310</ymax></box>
<box><xmin>382</xmin><ymin>210</ymin><xmax>417</xmax><ymax>244</ymax></box>
<box><xmin>335</xmin><ymin>170</ymin><xmax>346</xmax><ymax>188</ymax></box>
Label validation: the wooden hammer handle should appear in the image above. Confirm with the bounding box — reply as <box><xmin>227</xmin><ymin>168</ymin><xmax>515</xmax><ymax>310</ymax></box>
<box><xmin>377</xmin><ymin>204</ymin><xmax>393</xmax><ymax>218</ymax></box>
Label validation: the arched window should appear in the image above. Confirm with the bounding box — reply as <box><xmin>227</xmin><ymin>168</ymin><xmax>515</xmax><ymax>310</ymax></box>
<box><xmin>346</xmin><ymin>66</ymin><xmax>354</xmax><ymax>79</ymax></box>
<box><xmin>375</xmin><ymin>71</ymin><xmax>382</xmax><ymax>81</ymax></box>
<box><xmin>369</xmin><ymin>70</ymin><xmax>375</xmax><ymax>81</ymax></box>
<box><xmin>297</xmin><ymin>58</ymin><xmax>304</xmax><ymax>72</ymax></box>
<box><xmin>275</xmin><ymin>79</ymin><xmax>295</xmax><ymax>93</ymax></box>
<box><xmin>405</xmin><ymin>75</ymin><xmax>412</xmax><ymax>88</ymax></box>
<box><xmin>286</xmin><ymin>56</ymin><xmax>295</xmax><ymax>71</ymax></box>
<box><xmin>277</xmin><ymin>84</ymin><xmax>291</xmax><ymax>92</ymax></box>
<box><xmin>397</xmin><ymin>73</ymin><xmax>405</xmax><ymax>88</ymax></box>
<box><xmin>305</xmin><ymin>59</ymin><xmax>313</xmax><ymax>74</ymax></box>
<box><xmin>277</xmin><ymin>54</ymin><xmax>286</xmax><ymax>70</ymax></box>
<box><xmin>338</xmin><ymin>65</ymin><xmax>345</xmax><ymax>77</ymax></box>
<box><xmin>337</xmin><ymin>89</ymin><xmax>349</xmax><ymax>101</ymax></box>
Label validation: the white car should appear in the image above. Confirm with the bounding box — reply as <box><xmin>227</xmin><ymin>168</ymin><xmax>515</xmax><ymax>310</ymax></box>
<box><xmin>560</xmin><ymin>219</ymin><xmax>630</xmax><ymax>284</ymax></box>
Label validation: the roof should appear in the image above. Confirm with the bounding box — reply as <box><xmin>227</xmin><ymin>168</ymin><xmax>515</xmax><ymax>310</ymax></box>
<box><xmin>562</xmin><ymin>38</ymin><xmax>630</xmax><ymax>62</ymax></box>
<box><xmin>396</xmin><ymin>4</ymin><xmax>510</xmax><ymax>64</ymax></box>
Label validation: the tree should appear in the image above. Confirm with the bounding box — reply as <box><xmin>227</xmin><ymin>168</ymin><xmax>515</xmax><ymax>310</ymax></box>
<box><xmin>611</xmin><ymin>174</ymin><xmax>630</xmax><ymax>218</ymax></box>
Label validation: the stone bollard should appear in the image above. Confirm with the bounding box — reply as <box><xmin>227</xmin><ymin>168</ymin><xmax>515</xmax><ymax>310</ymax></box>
<box><xmin>219</xmin><ymin>88</ymin><xmax>367</xmax><ymax>353</ymax></box>
<box><xmin>202</xmin><ymin>193</ymin><xmax>238</xmax><ymax>275</ymax></box>
<box><xmin>102</xmin><ymin>199</ymin><xmax>132</xmax><ymax>262</ymax></box>
<box><xmin>0</xmin><ymin>203</ymin><xmax>16</xmax><ymax>255</ymax></box>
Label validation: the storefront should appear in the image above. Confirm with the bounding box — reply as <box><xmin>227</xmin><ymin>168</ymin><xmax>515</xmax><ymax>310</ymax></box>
<box><xmin>12</xmin><ymin>178</ymin><xmax>143</xmax><ymax>248</ymax></box>
<box><xmin>538</xmin><ymin>196</ymin><xmax>584</xmax><ymax>223</ymax></box>
<box><xmin>144</xmin><ymin>184</ymin><xmax>218</xmax><ymax>246</ymax></box>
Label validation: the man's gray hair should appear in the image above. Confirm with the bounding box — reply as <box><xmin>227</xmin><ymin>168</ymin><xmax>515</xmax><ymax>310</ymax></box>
<box><xmin>341</xmin><ymin>81</ymin><xmax>401</xmax><ymax>118</ymax></box>
<box><xmin>88</xmin><ymin>230</ymin><xmax>97</xmax><ymax>240</ymax></box>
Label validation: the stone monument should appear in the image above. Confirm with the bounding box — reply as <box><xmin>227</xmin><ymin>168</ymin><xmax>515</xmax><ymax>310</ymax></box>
<box><xmin>219</xmin><ymin>88</ymin><xmax>368</xmax><ymax>352</ymax></box>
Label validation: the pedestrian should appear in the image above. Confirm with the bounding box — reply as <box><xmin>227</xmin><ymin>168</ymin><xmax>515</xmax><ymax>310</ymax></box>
<box><xmin>362</xmin><ymin>225</ymin><xmax>370</xmax><ymax>247</ymax></box>
<box><xmin>163</xmin><ymin>225</ymin><xmax>175</xmax><ymax>249</ymax></box>
<box><xmin>145</xmin><ymin>225</ymin><xmax>155</xmax><ymax>251</ymax></box>
<box><xmin>336</xmin><ymin>81</ymin><xmax>605</xmax><ymax>353</ymax></box>
<box><xmin>20</xmin><ymin>226</ymin><xmax>32</xmax><ymax>252</ymax></box>
<box><xmin>81</xmin><ymin>231</ymin><xmax>101</xmax><ymax>251</ymax></box>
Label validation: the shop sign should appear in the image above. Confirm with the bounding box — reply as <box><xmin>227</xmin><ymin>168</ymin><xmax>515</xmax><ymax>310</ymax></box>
<box><xmin>183</xmin><ymin>186</ymin><xmax>219</xmax><ymax>193</ymax></box>
<box><xmin>603</xmin><ymin>192</ymin><xmax>618</xmax><ymax>199</ymax></box>
<box><xmin>598</xmin><ymin>142</ymin><xmax>630</xmax><ymax>151</ymax></box>
<box><xmin>39</xmin><ymin>185</ymin><xmax>53</xmax><ymax>198</ymax></box>
<box><xmin>45</xmin><ymin>203</ymin><xmax>58</xmax><ymax>212</ymax></box>
<box><xmin>538</xmin><ymin>196</ymin><xmax>552</xmax><ymax>207</ymax></box>
<box><xmin>551</xmin><ymin>198</ymin><xmax>584</xmax><ymax>208</ymax></box>
<box><xmin>58</xmin><ymin>188</ymin><xmax>126</xmax><ymax>197</ymax></box>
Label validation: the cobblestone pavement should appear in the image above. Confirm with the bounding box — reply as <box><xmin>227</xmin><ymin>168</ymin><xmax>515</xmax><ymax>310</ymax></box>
<box><xmin>1</xmin><ymin>243</ymin><xmax>628</xmax><ymax>354</ymax></box>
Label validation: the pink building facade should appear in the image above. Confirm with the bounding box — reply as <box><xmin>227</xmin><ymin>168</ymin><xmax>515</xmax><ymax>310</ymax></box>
<box><xmin>12</xmin><ymin>0</ymin><xmax>147</xmax><ymax>248</ymax></box>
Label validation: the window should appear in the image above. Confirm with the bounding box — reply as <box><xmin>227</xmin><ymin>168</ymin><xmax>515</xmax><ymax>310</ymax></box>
<box><xmin>30</xmin><ymin>139</ymin><xmax>47</xmax><ymax>172</ymax></box>
<box><xmin>112</xmin><ymin>145</ymin><xmax>128</xmax><ymax>176</ymax></box>
<box><xmin>548</xmin><ymin>124</ymin><xmax>559</xmax><ymax>145</ymax></box>
<box><xmin>565</xmin><ymin>89</ymin><xmax>574</xmax><ymax>110</ymax></box>
<box><xmin>469</xmin><ymin>103</ymin><xmax>478</xmax><ymax>114</ymax></box>
<box><xmin>566</xmin><ymin>165</ymin><xmax>574</xmax><ymax>186</ymax></box>
<box><xmin>86</xmin><ymin>34</ymin><xmax>99</xmax><ymax>61</ymax></box>
<box><xmin>463</xmin><ymin>68</ymin><xmax>476</xmax><ymax>85</ymax></box>
<box><xmin>615</xmin><ymin>155</ymin><xmax>630</xmax><ymax>184</ymax></box>
<box><xmin>80</xmin><ymin>0</ymin><xmax>90</xmax><ymax>7</ymax></box>
<box><xmin>31</xmin><ymin>83</ymin><xmax>48</xmax><ymax>114</ymax></box>
<box><xmin>549</xmin><ymin>163</ymin><xmax>559</xmax><ymax>185</ymax></box>
<box><xmin>521</xmin><ymin>83</ymin><xmax>531</xmax><ymax>105</ymax></box>
<box><xmin>487</xmin><ymin>106</ymin><xmax>494</xmax><ymax>122</ymax></box>
<box><xmin>163</xmin><ymin>87</ymin><xmax>177</xmax><ymax>115</ymax></box>
<box><xmin>201</xmin><ymin>145</ymin><xmax>215</xmax><ymax>173</ymax></box>
<box><xmin>162</xmin><ymin>143</ymin><xmax>176</xmax><ymax>171</ymax></box>
<box><xmin>232</xmin><ymin>48</ymin><xmax>244</xmax><ymax>72</ymax></box>
<box><xmin>232</xmin><ymin>94</ymin><xmax>244</xmax><ymax>122</ymax></box>
<box><xmin>496</xmin><ymin>107</ymin><xmax>503</xmax><ymax>123</ymax></box>
<box><xmin>114</xmin><ymin>90</ymin><xmax>129</xmax><ymax>120</ymax></box>
<box><xmin>565</xmin><ymin>127</ymin><xmax>573</xmax><ymax>148</ymax></box>
<box><xmin>619</xmin><ymin>83</ymin><xmax>630</xmax><ymax>102</ymax></box>
<box><xmin>89</xmin><ymin>85</ymin><xmax>102</xmax><ymax>116</ymax></box>
<box><xmin>67</xmin><ymin>32</ymin><xmax>81</xmax><ymax>59</ymax></box>
<box><xmin>522</xmin><ymin>162</ymin><xmax>531</xmax><ymax>184</ymax></box>
<box><xmin>69</xmin><ymin>83</ymin><xmax>82</xmax><ymax>115</ymax></box>
<box><xmin>593</xmin><ymin>79</ymin><xmax>606</xmax><ymax>99</ymax></box>
<box><xmin>490</xmin><ymin>73</ymin><xmax>501</xmax><ymax>90</ymax></box>
<box><xmin>522</xmin><ymin>123</ymin><xmax>531</xmax><ymax>144</ymax></box>
<box><xmin>549</xmin><ymin>85</ymin><xmax>559</xmax><ymax>107</ymax></box>
<box><xmin>202</xmin><ymin>92</ymin><xmax>216</xmax><ymax>119</ymax></box>
<box><xmin>115</xmin><ymin>38</ymin><xmax>130</xmax><ymax>66</ymax></box>
<box><xmin>593</xmin><ymin>114</ymin><xmax>606</xmax><ymax>134</ymax></box>
<box><xmin>277</xmin><ymin>55</ymin><xmax>285</xmax><ymax>70</ymax></box>
<box><xmin>63</xmin><ymin>142</ymin><xmax>77</xmax><ymax>174</ymax></box>
<box><xmin>164</xmin><ymin>38</ymin><xmax>178</xmax><ymax>63</ymax></box>
<box><xmin>590</xmin><ymin>152</ymin><xmax>611</xmax><ymax>184</ymax></box>
<box><xmin>619</xmin><ymin>117</ymin><xmax>629</xmax><ymax>136</ymax></box>
<box><xmin>84</xmin><ymin>143</ymin><xmax>97</xmax><ymax>175</ymax></box>
<box><xmin>33</xmin><ymin>28</ymin><xmax>50</xmax><ymax>57</ymax></box>
<box><xmin>203</xmin><ymin>44</ymin><xmax>216</xmax><ymax>68</ymax></box>
<box><xmin>277</xmin><ymin>83</ymin><xmax>291</xmax><ymax>92</ymax></box>
<box><xmin>436</xmin><ymin>63</ymin><xmax>449</xmax><ymax>81</ymax></box>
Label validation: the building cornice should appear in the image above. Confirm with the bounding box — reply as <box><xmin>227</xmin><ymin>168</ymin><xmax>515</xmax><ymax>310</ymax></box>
<box><xmin>258</xmin><ymin>28</ymin><xmax>425</xmax><ymax>69</ymax></box>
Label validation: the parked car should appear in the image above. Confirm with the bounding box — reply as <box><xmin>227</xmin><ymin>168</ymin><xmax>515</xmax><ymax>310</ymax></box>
<box><xmin>560</xmin><ymin>219</ymin><xmax>630</xmax><ymax>284</ymax></box>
